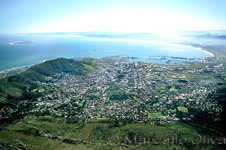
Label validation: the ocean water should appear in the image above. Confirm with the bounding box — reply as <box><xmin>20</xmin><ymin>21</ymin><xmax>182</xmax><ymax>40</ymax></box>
<box><xmin>0</xmin><ymin>33</ymin><xmax>212</xmax><ymax>71</ymax></box>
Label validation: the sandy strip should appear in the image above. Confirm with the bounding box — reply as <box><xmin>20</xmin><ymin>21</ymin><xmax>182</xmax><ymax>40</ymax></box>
<box><xmin>175</xmin><ymin>44</ymin><xmax>215</xmax><ymax>57</ymax></box>
<box><xmin>86</xmin><ymin>36</ymin><xmax>215</xmax><ymax>58</ymax></box>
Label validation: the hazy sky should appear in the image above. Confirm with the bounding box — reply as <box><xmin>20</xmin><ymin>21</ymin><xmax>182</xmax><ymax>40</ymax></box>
<box><xmin>0</xmin><ymin>0</ymin><xmax>226</xmax><ymax>34</ymax></box>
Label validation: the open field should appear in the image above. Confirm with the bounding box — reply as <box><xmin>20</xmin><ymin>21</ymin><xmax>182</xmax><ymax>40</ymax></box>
<box><xmin>177</xmin><ymin>107</ymin><xmax>188</xmax><ymax>112</ymax></box>
<box><xmin>149</xmin><ymin>112</ymin><xmax>164</xmax><ymax>118</ymax></box>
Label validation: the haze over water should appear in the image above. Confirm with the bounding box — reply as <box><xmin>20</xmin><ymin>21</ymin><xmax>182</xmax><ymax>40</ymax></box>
<box><xmin>0</xmin><ymin>33</ymin><xmax>212</xmax><ymax>71</ymax></box>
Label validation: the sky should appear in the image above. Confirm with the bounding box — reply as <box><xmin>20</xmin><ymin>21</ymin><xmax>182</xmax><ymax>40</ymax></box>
<box><xmin>0</xmin><ymin>0</ymin><xmax>226</xmax><ymax>34</ymax></box>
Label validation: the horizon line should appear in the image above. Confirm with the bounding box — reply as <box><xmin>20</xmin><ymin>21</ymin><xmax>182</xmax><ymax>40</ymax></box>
<box><xmin>1</xmin><ymin>29</ymin><xmax>226</xmax><ymax>35</ymax></box>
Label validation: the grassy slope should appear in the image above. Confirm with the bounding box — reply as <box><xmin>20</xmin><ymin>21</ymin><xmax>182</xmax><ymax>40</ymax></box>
<box><xmin>0</xmin><ymin>115</ymin><xmax>224</xmax><ymax>150</ymax></box>
<box><xmin>214</xmin><ymin>86</ymin><xmax>226</xmax><ymax>102</ymax></box>
<box><xmin>0</xmin><ymin>58</ymin><xmax>94</xmax><ymax>104</ymax></box>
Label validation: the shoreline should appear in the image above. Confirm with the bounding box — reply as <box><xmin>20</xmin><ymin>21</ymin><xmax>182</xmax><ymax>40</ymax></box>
<box><xmin>1</xmin><ymin>38</ymin><xmax>215</xmax><ymax>72</ymax></box>
<box><xmin>0</xmin><ymin>65</ymin><xmax>31</xmax><ymax>79</ymax></box>
<box><xmin>86</xmin><ymin>36</ymin><xmax>215</xmax><ymax>58</ymax></box>
<box><xmin>176</xmin><ymin>44</ymin><xmax>215</xmax><ymax>58</ymax></box>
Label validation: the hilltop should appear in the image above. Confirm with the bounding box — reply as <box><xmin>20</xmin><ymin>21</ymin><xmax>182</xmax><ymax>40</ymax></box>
<box><xmin>0</xmin><ymin>58</ymin><xmax>95</xmax><ymax>104</ymax></box>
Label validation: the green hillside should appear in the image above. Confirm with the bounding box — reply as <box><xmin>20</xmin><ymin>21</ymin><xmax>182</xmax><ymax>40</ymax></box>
<box><xmin>0</xmin><ymin>58</ymin><xmax>94</xmax><ymax>104</ymax></box>
<box><xmin>9</xmin><ymin>58</ymin><xmax>92</xmax><ymax>83</ymax></box>
<box><xmin>214</xmin><ymin>86</ymin><xmax>226</xmax><ymax>102</ymax></box>
<box><xmin>0</xmin><ymin>115</ymin><xmax>224</xmax><ymax>150</ymax></box>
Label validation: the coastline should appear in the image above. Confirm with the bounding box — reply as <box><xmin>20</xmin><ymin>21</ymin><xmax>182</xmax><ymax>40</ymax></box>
<box><xmin>1</xmin><ymin>37</ymin><xmax>215</xmax><ymax>72</ymax></box>
<box><xmin>0</xmin><ymin>65</ymin><xmax>31</xmax><ymax>79</ymax></box>
<box><xmin>177</xmin><ymin>44</ymin><xmax>215</xmax><ymax>58</ymax></box>
<box><xmin>87</xmin><ymin>36</ymin><xmax>215</xmax><ymax>58</ymax></box>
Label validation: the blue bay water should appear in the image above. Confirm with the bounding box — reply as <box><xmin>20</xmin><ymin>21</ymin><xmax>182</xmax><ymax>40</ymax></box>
<box><xmin>0</xmin><ymin>34</ymin><xmax>212</xmax><ymax>71</ymax></box>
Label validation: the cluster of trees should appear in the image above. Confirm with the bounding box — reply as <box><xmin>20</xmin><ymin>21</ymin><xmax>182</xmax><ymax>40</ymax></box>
<box><xmin>107</xmin><ymin>87</ymin><xmax>129</xmax><ymax>100</ymax></box>
<box><xmin>213</xmin><ymin>85</ymin><xmax>226</xmax><ymax>134</ymax></box>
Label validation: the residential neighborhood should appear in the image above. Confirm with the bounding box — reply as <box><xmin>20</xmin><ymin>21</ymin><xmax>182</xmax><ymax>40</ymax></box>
<box><xmin>1</xmin><ymin>56</ymin><xmax>222</xmax><ymax>126</ymax></box>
